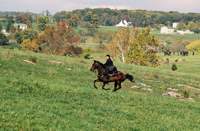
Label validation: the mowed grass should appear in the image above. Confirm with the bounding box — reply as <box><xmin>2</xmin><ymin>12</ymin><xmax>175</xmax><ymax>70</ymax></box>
<box><xmin>1</xmin><ymin>48</ymin><xmax>200</xmax><ymax>130</ymax></box>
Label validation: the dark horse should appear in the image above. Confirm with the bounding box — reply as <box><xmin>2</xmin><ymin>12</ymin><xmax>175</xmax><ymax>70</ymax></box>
<box><xmin>90</xmin><ymin>60</ymin><xmax>134</xmax><ymax>92</ymax></box>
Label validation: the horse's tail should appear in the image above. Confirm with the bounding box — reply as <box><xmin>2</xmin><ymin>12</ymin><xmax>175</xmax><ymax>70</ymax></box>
<box><xmin>125</xmin><ymin>74</ymin><xmax>134</xmax><ymax>82</ymax></box>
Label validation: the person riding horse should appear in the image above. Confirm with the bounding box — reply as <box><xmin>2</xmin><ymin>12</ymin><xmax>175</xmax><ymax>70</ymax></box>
<box><xmin>102</xmin><ymin>55</ymin><xmax>117</xmax><ymax>81</ymax></box>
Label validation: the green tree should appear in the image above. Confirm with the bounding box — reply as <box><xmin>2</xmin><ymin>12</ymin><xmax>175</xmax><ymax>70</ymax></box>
<box><xmin>16</xmin><ymin>15</ymin><xmax>22</xmax><ymax>23</ymax></box>
<box><xmin>125</xmin><ymin>27</ymin><xmax>160</xmax><ymax>67</ymax></box>
<box><xmin>6</xmin><ymin>17</ymin><xmax>14</xmax><ymax>32</ymax></box>
<box><xmin>0</xmin><ymin>23</ymin><xmax>8</xmax><ymax>45</ymax></box>
<box><xmin>27</xmin><ymin>20</ymin><xmax>32</xmax><ymax>29</ymax></box>
<box><xmin>70</xmin><ymin>14</ymin><xmax>80</xmax><ymax>27</ymax></box>
<box><xmin>14</xmin><ymin>29</ymin><xmax>38</xmax><ymax>44</ymax></box>
<box><xmin>37</xmin><ymin>15</ymin><xmax>49</xmax><ymax>32</ymax></box>
<box><xmin>187</xmin><ymin>21</ymin><xmax>196</xmax><ymax>31</ymax></box>
<box><xmin>177</xmin><ymin>22</ymin><xmax>185</xmax><ymax>30</ymax></box>
<box><xmin>0</xmin><ymin>23</ymin><xmax>2</xmax><ymax>32</ymax></box>
<box><xmin>91</xmin><ymin>14</ymin><xmax>99</xmax><ymax>27</ymax></box>
<box><xmin>65</xmin><ymin>12</ymin><xmax>71</xmax><ymax>19</ymax></box>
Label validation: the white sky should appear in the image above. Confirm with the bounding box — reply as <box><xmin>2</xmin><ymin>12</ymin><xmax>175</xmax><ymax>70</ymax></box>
<box><xmin>0</xmin><ymin>0</ymin><xmax>200</xmax><ymax>14</ymax></box>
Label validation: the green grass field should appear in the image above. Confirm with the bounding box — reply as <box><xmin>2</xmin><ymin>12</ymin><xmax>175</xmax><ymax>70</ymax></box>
<box><xmin>1</xmin><ymin>48</ymin><xmax>200</xmax><ymax>130</ymax></box>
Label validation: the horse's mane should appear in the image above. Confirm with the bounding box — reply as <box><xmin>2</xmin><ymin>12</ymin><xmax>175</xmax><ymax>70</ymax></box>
<box><xmin>95</xmin><ymin>60</ymin><xmax>106</xmax><ymax>69</ymax></box>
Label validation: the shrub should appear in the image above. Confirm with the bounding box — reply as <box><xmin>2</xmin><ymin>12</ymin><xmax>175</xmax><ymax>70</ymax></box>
<box><xmin>159</xmin><ymin>86</ymin><xmax>167</xmax><ymax>90</ymax></box>
<box><xmin>153</xmin><ymin>73</ymin><xmax>158</xmax><ymax>79</ymax></box>
<box><xmin>175</xmin><ymin>59</ymin><xmax>178</xmax><ymax>62</ymax></box>
<box><xmin>165</xmin><ymin>58</ymin><xmax>169</xmax><ymax>65</ymax></box>
<box><xmin>83</xmin><ymin>48</ymin><xmax>93</xmax><ymax>59</ymax></box>
<box><xmin>171</xmin><ymin>63</ymin><xmax>177</xmax><ymax>71</ymax></box>
<box><xmin>183</xmin><ymin>90</ymin><xmax>189</xmax><ymax>98</ymax></box>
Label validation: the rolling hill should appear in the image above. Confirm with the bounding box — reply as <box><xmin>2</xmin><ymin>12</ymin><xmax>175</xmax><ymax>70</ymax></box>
<box><xmin>0</xmin><ymin>48</ymin><xmax>200</xmax><ymax>130</ymax></box>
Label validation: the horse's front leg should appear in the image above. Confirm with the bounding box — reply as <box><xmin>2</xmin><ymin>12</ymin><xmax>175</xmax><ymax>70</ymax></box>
<box><xmin>94</xmin><ymin>79</ymin><xmax>101</xmax><ymax>89</ymax></box>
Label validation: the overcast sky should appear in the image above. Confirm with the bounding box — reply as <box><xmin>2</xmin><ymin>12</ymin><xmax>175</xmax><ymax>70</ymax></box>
<box><xmin>1</xmin><ymin>0</ymin><xmax>200</xmax><ymax>14</ymax></box>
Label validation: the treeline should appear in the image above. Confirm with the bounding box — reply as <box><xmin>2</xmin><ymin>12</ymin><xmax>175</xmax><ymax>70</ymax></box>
<box><xmin>53</xmin><ymin>8</ymin><xmax>200</xmax><ymax>27</ymax></box>
<box><xmin>0</xmin><ymin>11</ymin><xmax>37</xmax><ymax>17</ymax></box>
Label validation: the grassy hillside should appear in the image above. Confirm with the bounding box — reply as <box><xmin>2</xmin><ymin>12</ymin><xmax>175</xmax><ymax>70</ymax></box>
<box><xmin>1</xmin><ymin>49</ymin><xmax>200</xmax><ymax>130</ymax></box>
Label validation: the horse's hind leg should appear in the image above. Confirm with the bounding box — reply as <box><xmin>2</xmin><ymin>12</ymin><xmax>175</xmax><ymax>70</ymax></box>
<box><xmin>102</xmin><ymin>82</ymin><xmax>110</xmax><ymax>90</ymax></box>
<box><xmin>112</xmin><ymin>81</ymin><xmax>118</xmax><ymax>92</ymax></box>
<box><xmin>112</xmin><ymin>81</ymin><xmax>122</xmax><ymax>92</ymax></box>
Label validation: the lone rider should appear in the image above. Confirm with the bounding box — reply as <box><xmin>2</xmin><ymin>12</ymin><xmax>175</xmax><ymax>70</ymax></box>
<box><xmin>102</xmin><ymin>55</ymin><xmax>114</xmax><ymax>82</ymax></box>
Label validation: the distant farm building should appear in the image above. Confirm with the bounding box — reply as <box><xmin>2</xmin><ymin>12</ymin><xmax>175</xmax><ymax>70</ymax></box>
<box><xmin>161</xmin><ymin>26</ymin><xmax>174</xmax><ymax>34</ymax></box>
<box><xmin>177</xmin><ymin>29</ymin><xmax>194</xmax><ymax>34</ymax></box>
<box><xmin>1</xmin><ymin>30</ymin><xmax>9</xmax><ymax>36</ymax></box>
<box><xmin>173</xmin><ymin>22</ymin><xmax>179</xmax><ymax>28</ymax></box>
<box><xmin>58</xmin><ymin>23</ymin><xmax>69</xmax><ymax>28</ymax></box>
<box><xmin>116</xmin><ymin>20</ymin><xmax>132</xmax><ymax>27</ymax></box>
<box><xmin>13</xmin><ymin>24</ymin><xmax>28</xmax><ymax>30</ymax></box>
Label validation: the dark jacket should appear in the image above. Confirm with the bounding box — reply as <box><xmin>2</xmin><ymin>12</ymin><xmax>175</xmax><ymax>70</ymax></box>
<box><xmin>104</xmin><ymin>58</ymin><xmax>113</xmax><ymax>67</ymax></box>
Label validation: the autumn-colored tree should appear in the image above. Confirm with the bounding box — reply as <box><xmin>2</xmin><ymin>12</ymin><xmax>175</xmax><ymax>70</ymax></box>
<box><xmin>19</xmin><ymin>38</ymin><xmax>39</xmax><ymax>52</ymax></box>
<box><xmin>106</xmin><ymin>28</ymin><xmax>131</xmax><ymax>63</ymax></box>
<box><xmin>22</xmin><ymin>13</ymin><xmax>29</xmax><ymax>24</ymax></box>
<box><xmin>186</xmin><ymin>40</ymin><xmax>200</xmax><ymax>52</ymax></box>
<box><xmin>125</xmin><ymin>27</ymin><xmax>160</xmax><ymax>67</ymax></box>
<box><xmin>34</xmin><ymin>22</ymin><xmax>82</xmax><ymax>56</ymax></box>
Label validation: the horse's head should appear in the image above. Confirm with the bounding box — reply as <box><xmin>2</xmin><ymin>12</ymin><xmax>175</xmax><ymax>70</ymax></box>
<box><xmin>90</xmin><ymin>60</ymin><xmax>99</xmax><ymax>72</ymax></box>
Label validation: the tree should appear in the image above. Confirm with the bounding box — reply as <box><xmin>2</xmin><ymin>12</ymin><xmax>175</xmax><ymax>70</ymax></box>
<box><xmin>171</xmin><ymin>39</ymin><xmax>185</xmax><ymax>54</ymax></box>
<box><xmin>186</xmin><ymin>40</ymin><xmax>200</xmax><ymax>52</ymax></box>
<box><xmin>14</xmin><ymin>29</ymin><xmax>38</xmax><ymax>44</ymax></box>
<box><xmin>0</xmin><ymin>23</ymin><xmax>2</xmax><ymax>32</ymax></box>
<box><xmin>6</xmin><ymin>17</ymin><xmax>14</xmax><ymax>32</ymax></box>
<box><xmin>70</xmin><ymin>13</ymin><xmax>80</xmax><ymax>27</ymax></box>
<box><xmin>34</xmin><ymin>22</ymin><xmax>82</xmax><ymax>56</ymax></box>
<box><xmin>19</xmin><ymin>38</ymin><xmax>39</xmax><ymax>52</ymax></box>
<box><xmin>65</xmin><ymin>12</ymin><xmax>71</xmax><ymax>19</ymax></box>
<box><xmin>91</xmin><ymin>14</ymin><xmax>99</xmax><ymax>27</ymax></box>
<box><xmin>37</xmin><ymin>15</ymin><xmax>49</xmax><ymax>32</ymax></box>
<box><xmin>46</xmin><ymin>10</ymin><xmax>50</xmax><ymax>16</ymax></box>
<box><xmin>106</xmin><ymin>28</ymin><xmax>131</xmax><ymax>63</ymax></box>
<box><xmin>16</xmin><ymin>15</ymin><xmax>22</xmax><ymax>23</ymax></box>
<box><xmin>84</xmin><ymin>11</ymin><xmax>92</xmax><ymax>21</ymax></box>
<box><xmin>22</xmin><ymin>13</ymin><xmax>29</xmax><ymax>24</ymax></box>
<box><xmin>187</xmin><ymin>21</ymin><xmax>196</xmax><ymax>31</ymax></box>
<box><xmin>125</xmin><ymin>27</ymin><xmax>160</xmax><ymax>67</ymax></box>
<box><xmin>0</xmin><ymin>23</ymin><xmax>8</xmax><ymax>45</ymax></box>
<box><xmin>177</xmin><ymin>22</ymin><xmax>185</xmax><ymax>30</ymax></box>
<box><xmin>27</xmin><ymin>20</ymin><xmax>32</xmax><ymax>29</ymax></box>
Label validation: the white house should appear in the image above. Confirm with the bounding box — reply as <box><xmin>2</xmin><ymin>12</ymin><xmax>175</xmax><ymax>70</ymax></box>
<box><xmin>1</xmin><ymin>30</ymin><xmax>9</xmax><ymax>36</ymax></box>
<box><xmin>13</xmin><ymin>24</ymin><xmax>28</xmax><ymax>30</ymax></box>
<box><xmin>173</xmin><ymin>22</ymin><xmax>179</xmax><ymax>28</ymax></box>
<box><xmin>161</xmin><ymin>26</ymin><xmax>174</xmax><ymax>34</ymax></box>
<box><xmin>116</xmin><ymin>20</ymin><xmax>132</xmax><ymax>27</ymax></box>
<box><xmin>177</xmin><ymin>29</ymin><xmax>194</xmax><ymax>34</ymax></box>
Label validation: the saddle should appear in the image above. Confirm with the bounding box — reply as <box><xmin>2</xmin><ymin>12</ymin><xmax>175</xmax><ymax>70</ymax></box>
<box><xmin>108</xmin><ymin>71</ymin><xmax>122</xmax><ymax>77</ymax></box>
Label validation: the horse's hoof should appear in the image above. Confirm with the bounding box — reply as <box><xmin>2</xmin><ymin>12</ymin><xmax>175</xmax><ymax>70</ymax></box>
<box><xmin>112</xmin><ymin>90</ymin><xmax>116</xmax><ymax>92</ymax></box>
